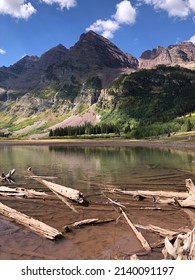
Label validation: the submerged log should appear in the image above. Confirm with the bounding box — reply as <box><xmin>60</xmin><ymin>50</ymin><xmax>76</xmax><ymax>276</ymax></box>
<box><xmin>52</xmin><ymin>190</ymin><xmax>78</xmax><ymax>213</ymax></box>
<box><xmin>111</xmin><ymin>189</ymin><xmax>189</xmax><ymax>199</ymax></box>
<box><xmin>0</xmin><ymin>202</ymin><xmax>62</xmax><ymax>240</ymax></box>
<box><xmin>135</xmin><ymin>224</ymin><xmax>179</xmax><ymax>238</ymax></box>
<box><xmin>102</xmin><ymin>192</ymin><xmax>126</xmax><ymax>209</ymax></box>
<box><xmin>120</xmin><ymin>208</ymin><xmax>151</xmax><ymax>253</ymax></box>
<box><xmin>28</xmin><ymin>168</ymin><xmax>88</xmax><ymax>206</ymax></box>
<box><xmin>0</xmin><ymin>186</ymin><xmax>48</xmax><ymax>199</ymax></box>
<box><xmin>39</xmin><ymin>179</ymin><xmax>87</xmax><ymax>205</ymax></box>
<box><xmin>63</xmin><ymin>218</ymin><xmax>115</xmax><ymax>232</ymax></box>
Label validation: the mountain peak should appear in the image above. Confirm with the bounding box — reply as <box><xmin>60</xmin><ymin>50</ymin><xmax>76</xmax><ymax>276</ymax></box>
<box><xmin>70</xmin><ymin>31</ymin><xmax>138</xmax><ymax>69</ymax></box>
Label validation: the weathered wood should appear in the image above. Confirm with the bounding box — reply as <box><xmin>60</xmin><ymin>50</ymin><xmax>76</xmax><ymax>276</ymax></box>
<box><xmin>112</xmin><ymin>189</ymin><xmax>189</xmax><ymax>199</ymax></box>
<box><xmin>0</xmin><ymin>169</ymin><xmax>16</xmax><ymax>184</ymax></box>
<box><xmin>0</xmin><ymin>202</ymin><xmax>62</xmax><ymax>240</ymax></box>
<box><xmin>40</xmin><ymin>179</ymin><xmax>87</xmax><ymax>204</ymax></box>
<box><xmin>0</xmin><ymin>186</ymin><xmax>48</xmax><ymax>199</ymax></box>
<box><xmin>175</xmin><ymin>195</ymin><xmax>195</xmax><ymax>208</ymax></box>
<box><xmin>185</xmin><ymin>179</ymin><xmax>195</xmax><ymax>195</ymax></box>
<box><xmin>5</xmin><ymin>169</ymin><xmax>16</xmax><ymax>179</ymax></box>
<box><xmin>52</xmin><ymin>190</ymin><xmax>78</xmax><ymax>213</ymax></box>
<box><xmin>153</xmin><ymin>197</ymin><xmax>175</xmax><ymax>204</ymax></box>
<box><xmin>162</xmin><ymin>227</ymin><xmax>195</xmax><ymax>260</ymax></box>
<box><xmin>28</xmin><ymin>169</ymin><xmax>88</xmax><ymax>205</ymax></box>
<box><xmin>130</xmin><ymin>254</ymin><xmax>139</xmax><ymax>260</ymax></box>
<box><xmin>63</xmin><ymin>218</ymin><xmax>115</xmax><ymax>231</ymax></box>
<box><xmin>120</xmin><ymin>208</ymin><xmax>151</xmax><ymax>252</ymax></box>
<box><xmin>26</xmin><ymin>175</ymin><xmax>58</xmax><ymax>180</ymax></box>
<box><xmin>102</xmin><ymin>192</ymin><xmax>126</xmax><ymax>209</ymax></box>
<box><xmin>135</xmin><ymin>224</ymin><xmax>179</xmax><ymax>238</ymax></box>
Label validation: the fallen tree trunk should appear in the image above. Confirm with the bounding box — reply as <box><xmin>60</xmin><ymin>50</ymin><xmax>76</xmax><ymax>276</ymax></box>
<box><xmin>0</xmin><ymin>202</ymin><xmax>62</xmax><ymax>240</ymax></box>
<box><xmin>135</xmin><ymin>224</ymin><xmax>179</xmax><ymax>238</ymax></box>
<box><xmin>38</xmin><ymin>179</ymin><xmax>87</xmax><ymax>205</ymax></box>
<box><xmin>28</xmin><ymin>168</ymin><xmax>88</xmax><ymax>206</ymax></box>
<box><xmin>63</xmin><ymin>218</ymin><xmax>115</xmax><ymax>232</ymax></box>
<box><xmin>102</xmin><ymin>192</ymin><xmax>126</xmax><ymax>209</ymax></box>
<box><xmin>0</xmin><ymin>186</ymin><xmax>48</xmax><ymax>199</ymax></box>
<box><xmin>120</xmin><ymin>208</ymin><xmax>151</xmax><ymax>253</ymax></box>
<box><xmin>111</xmin><ymin>189</ymin><xmax>189</xmax><ymax>199</ymax></box>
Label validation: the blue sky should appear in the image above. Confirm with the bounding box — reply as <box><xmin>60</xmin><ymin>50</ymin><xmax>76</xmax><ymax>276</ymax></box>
<box><xmin>0</xmin><ymin>0</ymin><xmax>195</xmax><ymax>67</ymax></box>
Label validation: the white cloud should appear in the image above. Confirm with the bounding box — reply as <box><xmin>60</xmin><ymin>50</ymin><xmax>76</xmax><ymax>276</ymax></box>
<box><xmin>189</xmin><ymin>0</ymin><xmax>195</xmax><ymax>12</ymax></box>
<box><xmin>188</xmin><ymin>35</ymin><xmax>195</xmax><ymax>44</ymax></box>
<box><xmin>42</xmin><ymin>0</ymin><xmax>77</xmax><ymax>10</ymax></box>
<box><xmin>86</xmin><ymin>0</ymin><xmax>137</xmax><ymax>39</ymax></box>
<box><xmin>0</xmin><ymin>48</ymin><xmax>6</xmax><ymax>55</ymax></box>
<box><xmin>140</xmin><ymin>0</ymin><xmax>191</xmax><ymax>18</ymax></box>
<box><xmin>0</xmin><ymin>0</ymin><xmax>36</xmax><ymax>20</ymax></box>
<box><xmin>86</xmin><ymin>19</ymin><xmax>120</xmax><ymax>39</ymax></box>
<box><xmin>114</xmin><ymin>0</ymin><xmax>136</xmax><ymax>24</ymax></box>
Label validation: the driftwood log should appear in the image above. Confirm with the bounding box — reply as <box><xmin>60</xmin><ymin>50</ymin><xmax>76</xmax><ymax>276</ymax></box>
<box><xmin>0</xmin><ymin>186</ymin><xmax>48</xmax><ymax>199</ymax></box>
<box><xmin>28</xmin><ymin>168</ymin><xmax>88</xmax><ymax>206</ymax></box>
<box><xmin>0</xmin><ymin>202</ymin><xmax>62</xmax><ymax>240</ymax></box>
<box><xmin>175</xmin><ymin>179</ymin><xmax>195</xmax><ymax>208</ymax></box>
<box><xmin>162</xmin><ymin>227</ymin><xmax>195</xmax><ymax>260</ymax></box>
<box><xmin>110</xmin><ymin>178</ymin><xmax>195</xmax><ymax>208</ymax></box>
<box><xmin>0</xmin><ymin>169</ymin><xmax>16</xmax><ymax>184</ymax></box>
<box><xmin>186</xmin><ymin>178</ymin><xmax>195</xmax><ymax>195</ymax></box>
<box><xmin>120</xmin><ymin>208</ymin><xmax>151</xmax><ymax>253</ymax></box>
<box><xmin>135</xmin><ymin>224</ymin><xmax>179</xmax><ymax>238</ymax></box>
<box><xmin>63</xmin><ymin>218</ymin><xmax>115</xmax><ymax>232</ymax></box>
<box><xmin>176</xmin><ymin>195</ymin><xmax>195</xmax><ymax>208</ymax></box>
<box><xmin>111</xmin><ymin>189</ymin><xmax>189</xmax><ymax>199</ymax></box>
<box><xmin>40</xmin><ymin>179</ymin><xmax>86</xmax><ymax>204</ymax></box>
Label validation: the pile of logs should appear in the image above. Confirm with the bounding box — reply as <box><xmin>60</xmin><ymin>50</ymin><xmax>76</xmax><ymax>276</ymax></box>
<box><xmin>0</xmin><ymin>168</ymin><xmax>89</xmax><ymax>239</ymax></box>
<box><xmin>106</xmin><ymin>177</ymin><xmax>195</xmax><ymax>260</ymax></box>
<box><xmin>0</xmin><ymin>167</ymin><xmax>195</xmax><ymax>259</ymax></box>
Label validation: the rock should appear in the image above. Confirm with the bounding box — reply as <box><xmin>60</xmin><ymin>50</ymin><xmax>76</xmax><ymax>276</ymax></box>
<box><xmin>139</xmin><ymin>42</ymin><xmax>195</xmax><ymax>69</ymax></box>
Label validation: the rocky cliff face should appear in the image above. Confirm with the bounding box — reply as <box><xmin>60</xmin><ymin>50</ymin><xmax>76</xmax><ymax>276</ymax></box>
<box><xmin>139</xmin><ymin>42</ymin><xmax>195</xmax><ymax>68</ymax></box>
<box><xmin>1</xmin><ymin>32</ymin><xmax>195</xmax><ymax>138</ymax></box>
<box><xmin>68</xmin><ymin>31</ymin><xmax>138</xmax><ymax>69</ymax></box>
<box><xmin>0</xmin><ymin>31</ymin><xmax>138</xmax><ymax>94</ymax></box>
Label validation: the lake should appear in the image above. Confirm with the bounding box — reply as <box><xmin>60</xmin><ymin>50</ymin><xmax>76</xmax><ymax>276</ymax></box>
<box><xmin>0</xmin><ymin>144</ymin><xmax>195</xmax><ymax>259</ymax></box>
<box><xmin>1</xmin><ymin>144</ymin><xmax>195</xmax><ymax>191</ymax></box>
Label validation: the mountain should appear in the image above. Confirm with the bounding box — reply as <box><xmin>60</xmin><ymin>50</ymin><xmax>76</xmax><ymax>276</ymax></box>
<box><xmin>68</xmin><ymin>31</ymin><xmax>138</xmax><ymax>69</ymax></box>
<box><xmin>96</xmin><ymin>65</ymin><xmax>195</xmax><ymax>138</ymax></box>
<box><xmin>1</xmin><ymin>32</ymin><xmax>195</xmax><ymax>138</ymax></box>
<box><xmin>139</xmin><ymin>42</ymin><xmax>195</xmax><ymax>69</ymax></box>
<box><xmin>0</xmin><ymin>31</ymin><xmax>137</xmax><ymax>93</ymax></box>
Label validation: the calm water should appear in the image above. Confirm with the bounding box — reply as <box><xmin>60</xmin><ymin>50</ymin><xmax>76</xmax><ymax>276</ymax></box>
<box><xmin>1</xmin><ymin>144</ymin><xmax>195</xmax><ymax>260</ymax></box>
<box><xmin>1</xmin><ymin>145</ymin><xmax>195</xmax><ymax>193</ymax></box>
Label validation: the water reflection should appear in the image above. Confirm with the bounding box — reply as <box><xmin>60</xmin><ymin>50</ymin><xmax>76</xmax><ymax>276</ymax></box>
<box><xmin>1</xmin><ymin>145</ymin><xmax>195</xmax><ymax>194</ymax></box>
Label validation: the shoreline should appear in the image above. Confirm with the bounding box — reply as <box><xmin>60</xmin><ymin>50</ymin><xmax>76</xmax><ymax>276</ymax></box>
<box><xmin>1</xmin><ymin>138</ymin><xmax>195</xmax><ymax>150</ymax></box>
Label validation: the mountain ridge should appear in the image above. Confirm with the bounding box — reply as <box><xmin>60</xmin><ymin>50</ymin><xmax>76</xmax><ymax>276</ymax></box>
<box><xmin>1</xmin><ymin>31</ymin><xmax>195</xmax><ymax>138</ymax></box>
